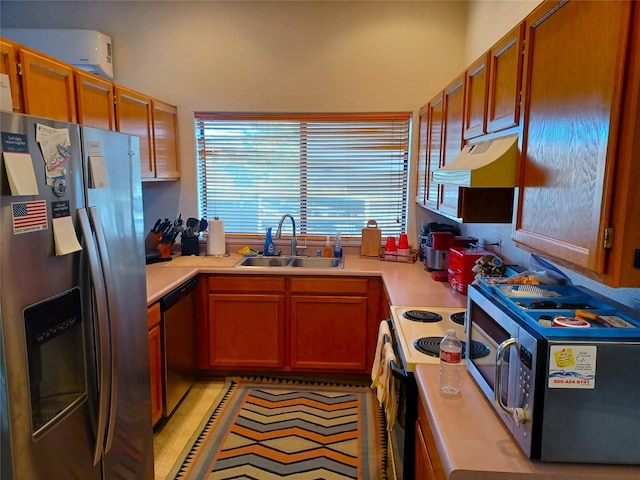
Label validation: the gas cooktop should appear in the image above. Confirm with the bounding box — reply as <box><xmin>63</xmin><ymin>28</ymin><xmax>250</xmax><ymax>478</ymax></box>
<box><xmin>390</xmin><ymin>306</ymin><xmax>466</xmax><ymax>371</ymax></box>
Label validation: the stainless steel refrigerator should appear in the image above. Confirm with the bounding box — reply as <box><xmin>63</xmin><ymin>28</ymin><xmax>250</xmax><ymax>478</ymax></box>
<box><xmin>0</xmin><ymin>112</ymin><xmax>153</xmax><ymax>479</ymax></box>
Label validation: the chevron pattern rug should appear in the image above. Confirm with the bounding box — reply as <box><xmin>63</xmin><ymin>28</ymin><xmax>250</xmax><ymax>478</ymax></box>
<box><xmin>167</xmin><ymin>377</ymin><xmax>387</xmax><ymax>479</ymax></box>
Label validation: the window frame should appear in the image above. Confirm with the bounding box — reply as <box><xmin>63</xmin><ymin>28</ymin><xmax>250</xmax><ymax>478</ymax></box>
<box><xmin>195</xmin><ymin>111</ymin><xmax>411</xmax><ymax>240</ymax></box>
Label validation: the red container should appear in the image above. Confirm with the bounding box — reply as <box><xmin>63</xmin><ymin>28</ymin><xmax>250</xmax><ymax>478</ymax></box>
<box><xmin>448</xmin><ymin>247</ymin><xmax>486</xmax><ymax>294</ymax></box>
<box><xmin>431</xmin><ymin>231</ymin><xmax>454</xmax><ymax>250</ymax></box>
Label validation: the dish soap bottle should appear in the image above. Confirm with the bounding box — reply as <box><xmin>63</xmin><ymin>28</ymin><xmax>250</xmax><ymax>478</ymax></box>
<box><xmin>333</xmin><ymin>232</ymin><xmax>343</xmax><ymax>258</ymax></box>
<box><xmin>264</xmin><ymin>227</ymin><xmax>275</xmax><ymax>256</ymax></box>
<box><xmin>324</xmin><ymin>236</ymin><xmax>333</xmax><ymax>258</ymax></box>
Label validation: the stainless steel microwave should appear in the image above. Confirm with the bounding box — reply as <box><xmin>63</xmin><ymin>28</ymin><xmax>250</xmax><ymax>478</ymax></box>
<box><xmin>466</xmin><ymin>283</ymin><xmax>640</xmax><ymax>464</ymax></box>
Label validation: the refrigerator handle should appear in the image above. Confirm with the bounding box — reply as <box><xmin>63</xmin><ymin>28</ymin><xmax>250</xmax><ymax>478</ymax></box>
<box><xmin>78</xmin><ymin>208</ymin><xmax>112</xmax><ymax>466</ymax></box>
<box><xmin>88</xmin><ymin>206</ymin><xmax>119</xmax><ymax>454</ymax></box>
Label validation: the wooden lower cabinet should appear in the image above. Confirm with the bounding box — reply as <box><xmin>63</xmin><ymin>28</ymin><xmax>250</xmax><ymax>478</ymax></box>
<box><xmin>290</xmin><ymin>295</ymin><xmax>367</xmax><ymax>371</ymax></box>
<box><xmin>415</xmin><ymin>392</ymin><xmax>446</xmax><ymax>480</ymax></box>
<box><xmin>147</xmin><ymin>302</ymin><xmax>163</xmax><ymax>427</ymax></box>
<box><xmin>290</xmin><ymin>276</ymin><xmax>369</xmax><ymax>372</ymax></box>
<box><xmin>204</xmin><ymin>276</ymin><xmax>286</xmax><ymax>370</ymax></box>
<box><xmin>200</xmin><ymin>274</ymin><xmax>380</xmax><ymax>375</ymax></box>
<box><xmin>208</xmin><ymin>293</ymin><xmax>286</xmax><ymax>368</ymax></box>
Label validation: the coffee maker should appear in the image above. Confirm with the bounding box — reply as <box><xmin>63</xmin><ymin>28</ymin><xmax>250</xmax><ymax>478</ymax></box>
<box><xmin>419</xmin><ymin>223</ymin><xmax>455</xmax><ymax>270</ymax></box>
<box><xmin>419</xmin><ymin>223</ymin><xmax>475</xmax><ymax>271</ymax></box>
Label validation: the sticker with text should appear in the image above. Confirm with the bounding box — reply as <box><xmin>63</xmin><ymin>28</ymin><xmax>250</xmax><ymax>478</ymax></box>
<box><xmin>12</xmin><ymin>200</ymin><xmax>48</xmax><ymax>234</ymax></box>
<box><xmin>548</xmin><ymin>345</ymin><xmax>597</xmax><ymax>389</ymax></box>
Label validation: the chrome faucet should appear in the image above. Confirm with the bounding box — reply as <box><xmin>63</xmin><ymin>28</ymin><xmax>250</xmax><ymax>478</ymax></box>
<box><xmin>275</xmin><ymin>214</ymin><xmax>297</xmax><ymax>255</ymax></box>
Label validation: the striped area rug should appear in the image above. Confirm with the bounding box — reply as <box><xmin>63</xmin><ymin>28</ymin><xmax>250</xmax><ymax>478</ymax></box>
<box><xmin>167</xmin><ymin>377</ymin><xmax>387</xmax><ymax>479</ymax></box>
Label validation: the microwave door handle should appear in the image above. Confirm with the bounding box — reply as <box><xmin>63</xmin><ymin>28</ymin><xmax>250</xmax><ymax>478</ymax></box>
<box><xmin>495</xmin><ymin>338</ymin><xmax>518</xmax><ymax>415</ymax></box>
<box><xmin>78</xmin><ymin>208</ymin><xmax>111</xmax><ymax>466</ymax></box>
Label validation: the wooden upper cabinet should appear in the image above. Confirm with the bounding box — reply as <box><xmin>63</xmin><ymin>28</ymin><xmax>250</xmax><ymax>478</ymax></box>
<box><xmin>74</xmin><ymin>69</ymin><xmax>115</xmax><ymax>130</ymax></box>
<box><xmin>0</xmin><ymin>38</ymin><xmax>23</xmax><ymax>112</ymax></box>
<box><xmin>19</xmin><ymin>47</ymin><xmax>76</xmax><ymax>122</ymax></box>
<box><xmin>3</xmin><ymin>36</ymin><xmax>179</xmax><ymax>182</ymax></box>
<box><xmin>438</xmin><ymin>74</ymin><xmax>466</xmax><ymax>219</ymax></box>
<box><xmin>487</xmin><ymin>22</ymin><xmax>524</xmax><ymax>133</ymax></box>
<box><xmin>151</xmin><ymin>99</ymin><xmax>180</xmax><ymax>180</ymax></box>
<box><xmin>464</xmin><ymin>23</ymin><xmax>524</xmax><ymax>140</ymax></box>
<box><xmin>514</xmin><ymin>0</ymin><xmax>634</xmax><ymax>283</ymax></box>
<box><xmin>416</xmin><ymin>105</ymin><xmax>429</xmax><ymax>206</ymax></box>
<box><xmin>114</xmin><ymin>85</ymin><xmax>154</xmax><ymax>177</ymax></box>
<box><xmin>464</xmin><ymin>52</ymin><xmax>490</xmax><ymax>139</ymax></box>
<box><xmin>426</xmin><ymin>92</ymin><xmax>444</xmax><ymax>209</ymax></box>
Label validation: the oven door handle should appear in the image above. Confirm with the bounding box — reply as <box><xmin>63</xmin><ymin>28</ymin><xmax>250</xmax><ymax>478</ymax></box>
<box><xmin>390</xmin><ymin>358</ymin><xmax>407</xmax><ymax>380</ymax></box>
<box><xmin>495</xmin><ymin>338</ymin><xmax>527</xmax><ymax>425</ymax></box>
<box><xmin>383</xmin><ymin>322</ymin><xmax>411</xmax><ymax>381</ymax></box>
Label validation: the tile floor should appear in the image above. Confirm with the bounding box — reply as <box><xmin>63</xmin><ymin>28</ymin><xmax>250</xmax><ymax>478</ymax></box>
<box><xmin>152</xmin><ymin>379</ymin><xmax>227</xmax><ymax>480</ymax></box>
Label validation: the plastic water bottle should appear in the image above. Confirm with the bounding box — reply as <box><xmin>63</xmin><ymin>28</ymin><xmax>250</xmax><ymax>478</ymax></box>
<box><xmin>439</xmin><ymin>329</ymin><xmax>462</xmax><ymax>396</ymax></box>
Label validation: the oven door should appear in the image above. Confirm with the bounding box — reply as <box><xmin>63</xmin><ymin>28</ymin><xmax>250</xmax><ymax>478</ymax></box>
<box><xmin>385</xmin><ymin>319</ymin><xmax>418</xmax><ymax>480</ymax></box>
<box><xmin>466</xmin><ymin>286</ymin><xmax>521</xmax><ymax>431</ymax></box>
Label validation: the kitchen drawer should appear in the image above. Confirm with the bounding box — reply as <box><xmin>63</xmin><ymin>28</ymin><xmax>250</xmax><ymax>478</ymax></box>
<box><xmin>290</xmin><ymin>277</ymin><xmax>368</xmax><ymax>295</ymax></box>
<box><xmin>207</xmin><ymin>275</ymin><xmax>285</xmax><ymax>293</ymax></box>
<box><xmin>147</xmin><ymin>302</ymin><xmax>160</xmax><ymax>330</ymax></box>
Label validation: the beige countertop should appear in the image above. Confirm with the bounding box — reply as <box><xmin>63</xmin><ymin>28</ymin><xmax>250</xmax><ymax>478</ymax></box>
<box><xmin>146</xmin><ymin>255</ymin><xmax>639</xmax><ymax>477</ymax></box>
<box><xmin>415</xmin><ymin>364</ymin><xmax>640</xmax><ymax>480</ymax></box>
<box><xmin>145</xmin><ymin>253</ymin><xmax>467</xmax><ymax>308</ymax></box>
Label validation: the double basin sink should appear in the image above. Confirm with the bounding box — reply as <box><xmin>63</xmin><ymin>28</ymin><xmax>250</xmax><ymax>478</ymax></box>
<box><xmin>233</xmin><ymin>256</ymin><xmax>343</xmax><ymax>269</ymax></box>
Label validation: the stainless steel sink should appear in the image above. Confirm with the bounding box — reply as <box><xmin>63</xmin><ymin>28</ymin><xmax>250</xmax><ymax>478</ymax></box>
<box><xmin>233</xmin><ymin>256</ymin><xmax>343</xmax><ymax>269</ymax></box>
<box><xmin>234</xmin><ymin>256</ymin><xmax>292</xmax><ymax>267</ymax></box>
<box><xmin>290</xmin><ymin>257</ymin><xmax>342</xmax><ymax>268</ymax></box>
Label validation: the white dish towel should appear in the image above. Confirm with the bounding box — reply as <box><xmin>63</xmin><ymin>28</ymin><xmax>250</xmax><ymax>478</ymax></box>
<box><xmin>371</xmin><ymin>321</ymin><xmax>398</xmax><ymax>430</ymax></box>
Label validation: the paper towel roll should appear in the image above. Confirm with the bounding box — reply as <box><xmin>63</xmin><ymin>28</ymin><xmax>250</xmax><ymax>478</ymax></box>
<box><xmin>207</xmin><ymin>219</ymin><xmax>226</xmax><ymax>256</ymax></box>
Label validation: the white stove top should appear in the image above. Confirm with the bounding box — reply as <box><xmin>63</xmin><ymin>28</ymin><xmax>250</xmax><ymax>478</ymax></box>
<box><xmin>390</xmin><ymin>305</ymin><xmax>466</xmax><ymax>371</ymax></box>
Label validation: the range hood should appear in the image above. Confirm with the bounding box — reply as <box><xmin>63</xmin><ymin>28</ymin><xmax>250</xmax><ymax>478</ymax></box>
<box><xmin>432</xmin><ymin>134</ymin><xmax>518</xmax><ymax>187</ymax></box>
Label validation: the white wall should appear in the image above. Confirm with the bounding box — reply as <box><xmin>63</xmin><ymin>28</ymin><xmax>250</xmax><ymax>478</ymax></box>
<box><xmin>1</xmin><ymin>0</ymin><xmax>469</xmax><ymax>241</ymax></box>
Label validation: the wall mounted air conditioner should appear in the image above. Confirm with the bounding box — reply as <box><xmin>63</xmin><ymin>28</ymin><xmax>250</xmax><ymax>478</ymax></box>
<box><xmin>2</xmin><ymin>29</ymin><xmax>113</xmax><ymax>80</ymax></box>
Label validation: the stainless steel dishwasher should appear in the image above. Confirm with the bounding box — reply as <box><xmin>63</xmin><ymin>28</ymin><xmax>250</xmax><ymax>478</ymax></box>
<box><xmin>159</xmin><ymin>276</ymin><xmax>198</xmax><ymax>417</ymax></box>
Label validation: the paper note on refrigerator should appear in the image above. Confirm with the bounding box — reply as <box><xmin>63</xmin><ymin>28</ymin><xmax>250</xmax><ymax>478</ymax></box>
<box><xmin>3</xmin><ymin>152</ymin><xmax>39</xmax><ymax>195</ymax></box>
<box><xmin>2</xmin><ymin>132</ymin><xmax>39</xmax><ymax>195</ymax></box>
<box><xmin>36</xmin><ymin>124</ymin><xmax>72</xmax><ymax>185</ymax></box>
<box><xmin>52</xmin><ymin>216</ymin><xmax>82</xmax><ymax>255</ymax></box>
<box><xmin>89</xmin><ymin>155</ymin><xmax>108</xmax><ymax>188</ymax></box>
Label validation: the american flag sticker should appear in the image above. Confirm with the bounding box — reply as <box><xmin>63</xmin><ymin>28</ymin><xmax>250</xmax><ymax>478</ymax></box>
<box><xmin>12</xmin><ymin>200</ymin><xmax>48</xmax><ymax>234</ymax></box>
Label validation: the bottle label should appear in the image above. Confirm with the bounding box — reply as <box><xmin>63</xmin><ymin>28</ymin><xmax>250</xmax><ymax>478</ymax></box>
<box><xmin>440</xmin><ymin>349</ymin><xmax>461</xmax><ymax>364</ymax></box>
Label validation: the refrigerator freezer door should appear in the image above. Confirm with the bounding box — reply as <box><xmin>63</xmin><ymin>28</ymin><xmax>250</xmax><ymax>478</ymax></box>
<box><xmin>0</xmin><ymin>112</ymin><xmax>100</xmax><ymax>478</ymax></box>
<box><xmin>81</xmin><ymin>126</ymin><xmax>153</xmax><ymax>478</ymax></box>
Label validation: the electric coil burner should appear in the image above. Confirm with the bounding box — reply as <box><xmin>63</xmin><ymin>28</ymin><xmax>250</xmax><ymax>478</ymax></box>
<box><xmin>402</xmin><ymin>310</ymin><xmax>443</xmax><ymax>323</ymax></box>
<box><xmin>413</xmin><ymin>336</ymin><xmax>491</xmax><ymax>360</ymax></box>
<box><xmin>450</xmin><ymin>312</ymin><xmax>466</xmax><ymax>326</ymax></box>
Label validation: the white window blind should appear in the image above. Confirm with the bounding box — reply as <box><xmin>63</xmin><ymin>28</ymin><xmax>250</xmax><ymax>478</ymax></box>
<box><xmin>195</xmin><ymin>112</ymin><xmax>410</xmax><ymax>238</ymax></box>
